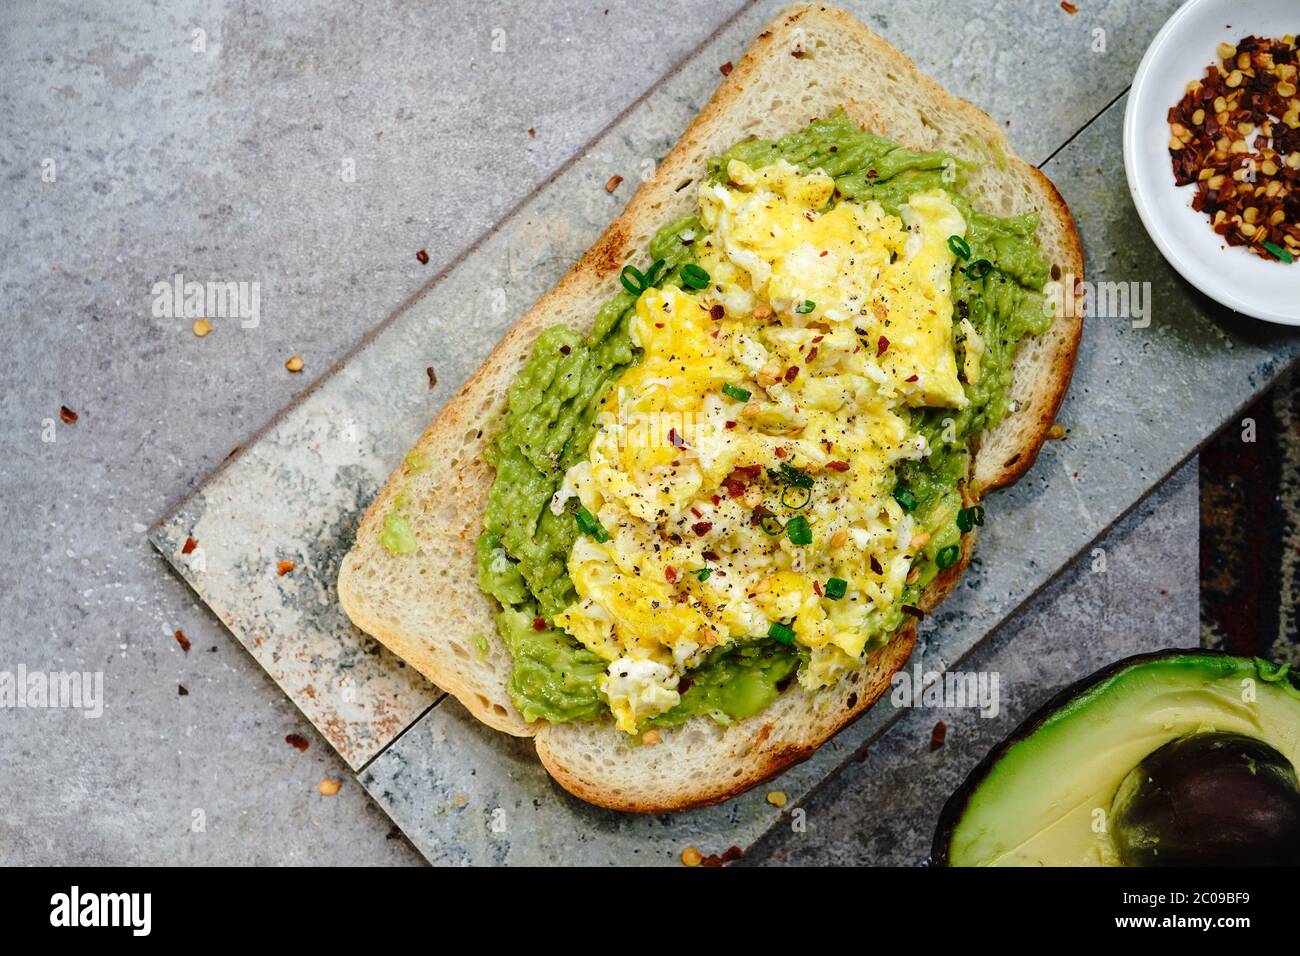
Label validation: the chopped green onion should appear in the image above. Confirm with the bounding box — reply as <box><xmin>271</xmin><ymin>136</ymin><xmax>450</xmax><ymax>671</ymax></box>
<box><xmin>574</xmin><ymin>506</ymin><xmax>609</xmax><ymax>543</ymax></box>
<box><xmin>619</xmin><ymin>258</ymin><xmax>668</xmax><ymax>296</ymax></box>
<box><xmin>1262</xmin><ymin>241</ymin><xmax>1295</xmax><ymax>264</ymax></box>
<box><xmin>964</xmin><ymin>259</ymin><xmax>993</xmax><ymax>280</ymax></box>
<box><xmin>681</xmin><ymin>263</ymin><xmax>711</xmax><ymax>289</ymax></box>
<box><xmin>936</xmin><ymin>544</ymin><xmax>960</xmax><ymax>569</ymax></box>
<box><xmin>956</xmin><ymin>506</ymin><xmax>985</xmax><ymax>533</ymax></box>
<box><xmin>722</xmin><ymin>382</ymin><xmax>751</xmax><ymax>402</ymax></box>
<box><xmin>947</xmin><ymin>235</ymin><xmax>971</xmax><ymax>260</ymax></box>
<box><xmin>781</xmin><ymin>484</ymin><xmax>812</xmax><ymax>510</ymax></box>
<box><xmin>824</xmin><ymin>577</ymin><xmax>847</xmax><ymax>600</ymax></box>
<box><xmin>768</xmin><ymin>621</ymin><xmax>796</xmax><ymax>645</ymax></box>
<box><xmin>759</xmin><ymin>513</ymin><xmax>785</xmax><ymax>536</ymax></box>
<box><xmin>694</xmin><ymin>567</ymin><xmax>713</xmax><ymax>582</ymax></box>
<box><xmin>786</xmin><ymin>515</ymin><xmax>812</xmax><ymax>546</ymax></box>
<box><xmin>893</xmin><ymin>486</ymin><xmax>919</xmax><ymax>512</ymax></box>
<box><xmin>795</xmin><ymin>300</ymin><xmax>816</xmax><ymax>314</ymax></box>
<box><xmin>769</xmin><ymin>461</ymin><xmax>814</xmax><ymax>489</ymax></box>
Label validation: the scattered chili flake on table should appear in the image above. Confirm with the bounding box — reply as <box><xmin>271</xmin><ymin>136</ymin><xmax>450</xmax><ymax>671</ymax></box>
<box><xmin>1168</xmin><ymin>35</ymin><xmax>1300</xmax><ymax>262</ymax></box>
<box><xmin>415</xmin><ymin>248</ymin><xmax>429</xmax><ymax>264</ymax></box>
<box><xmin>285</xmin><ymin>733</ymin><xmax>310</xmax><ymax>752</ymax></box>
<box><xmin>719</xmin><ymin>61</ymin><xmax>733</xmax><ymax>76</ymax></box>
<box><xmin>174</xmin><ymin>629</ymin><xmax>192</xmax><ymax>653</ymax></box>
<box><xmin>1060</xmin><ymin>1</ymin><xmax>1078</xmax><ymax>13</ymax></box>
<box><xmin>426</xmin><ymin>366</ymin><xmax>437</xmax><ymax>388</ymax></box>
<box><xmin>178</xmin><ymin>684</ymin><xmax>189</xmax><ymax>696</ymax></box>
<box><xmin>930</xmin><ymin>721</ymin><xmax>948</xmax><ymax>751</ymax></box>
<box><xmin>605</xmin><ymin>174</ymin><xmax>623</xmax><ymax>193</ymax></box>
<box><xmin>181</xmin><ymin>537</ymin><xmax>198</xmax><ymax>555</ymax></box>
<box><xmin>59</xmin><ymin>405</ymin><xmax>78</xmax><ymax>424</ymax></box>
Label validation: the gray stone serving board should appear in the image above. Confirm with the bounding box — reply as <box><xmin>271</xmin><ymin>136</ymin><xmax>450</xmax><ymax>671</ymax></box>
<box><xmin>152</xmin><ymin>0</ymin><xmax>1300</xmax><ymax>864</ymax></box>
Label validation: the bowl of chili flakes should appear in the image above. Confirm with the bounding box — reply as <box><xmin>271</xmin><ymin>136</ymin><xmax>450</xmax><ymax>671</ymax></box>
<box><xmin>1126</xmin><ymin>0</ymin><xmax>1300</xmax><ymax>326</ymax></box>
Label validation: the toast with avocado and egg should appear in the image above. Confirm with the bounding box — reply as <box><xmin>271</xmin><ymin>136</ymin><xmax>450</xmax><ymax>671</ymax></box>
<box><xmin>338</xmin><ymin>3</ymin><xmax>1083</xmax><ymax>812</ymax></box>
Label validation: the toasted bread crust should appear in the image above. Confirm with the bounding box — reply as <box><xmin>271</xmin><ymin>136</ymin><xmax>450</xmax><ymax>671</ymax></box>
<box><xmin>338</xmin><ymin>3</ymin><xmax>1084</xmax><ymax>810</ymax></box>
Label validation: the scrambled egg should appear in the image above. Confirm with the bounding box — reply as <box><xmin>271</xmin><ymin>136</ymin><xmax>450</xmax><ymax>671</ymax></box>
<box><xmin>552</xmin><ymin>159</ymin><xmax>968</xmax><ymax>733</ymax></box>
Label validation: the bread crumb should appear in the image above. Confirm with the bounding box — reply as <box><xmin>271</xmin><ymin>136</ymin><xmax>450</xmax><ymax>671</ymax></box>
<box><xmin>277</xmin><ymin>560</ymin><xmax>296</xmax><ymax>576</ymax></box>
<box><xmin>319</xmin><ymin>779</ymin><xmax>341</xmax><ymax>796</ymax></box>
<box><xmin>192</xmin><ymin>319</ymin><xmax>212</xmax><ymax>337</ymax></box>
<box><xmin>285</xmin><ymin>355</ymin><xmax>305</xmax><ymax>373</ymax></box>
<box><xmin>766</xmin><ymin>790</ymin><xmax>788</xmax><ymax>808</ymax></box>
<box><xmin>641</xmin><ymin>729</ymin><xmax>661</xmax><ymax>745</ymax></box>
<box><xmin>1047</xmin><ymin>423</ymin><xmax>1067</xmax><ymax>440</ymax></box>
<box><xmin>680</xmin><ymin>846</ymin><xmax>703</xmax><ymax>867</ymax></box>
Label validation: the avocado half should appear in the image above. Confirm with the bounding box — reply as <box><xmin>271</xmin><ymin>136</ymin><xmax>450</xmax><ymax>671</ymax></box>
<box><xmin>932</xmin><ymin>650</ymin><xmax>1300</xmax><ymax>866</ymax></box>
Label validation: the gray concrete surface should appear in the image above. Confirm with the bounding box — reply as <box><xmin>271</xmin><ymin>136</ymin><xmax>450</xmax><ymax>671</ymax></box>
<box><xmin>1</xmin><ymin>0</ymin><xmax>1200</xmax><ymax>865</ymax></box>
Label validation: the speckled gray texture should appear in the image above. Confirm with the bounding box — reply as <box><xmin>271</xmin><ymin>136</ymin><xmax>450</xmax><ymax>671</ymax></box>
<box><xmin>0</xmin><ymin>0</ymin><xmax>1290</xmax><ymax>867</ymax></box>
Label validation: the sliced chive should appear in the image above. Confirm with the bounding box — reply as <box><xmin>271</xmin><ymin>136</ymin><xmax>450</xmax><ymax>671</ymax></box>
<box><xmin>936</xmin><ymin>544</ymin><xmax>960</xmax><ymax>569</ymax></box>
<box><xmin>947</xmin><ymin>235</ymin><xmax>971</xmax><ymax>260</ymax></box>
<box><xmin>619</xmin><ymin>258</ymin><xmax>668</xmax><ymax>296</ymax></box>
<box><xmin>795</xmin><ymin>299</ymin><xmax>816</xmax><ymax>314</ymax></box>
<box><xmin>964</xmin><ymin>259</ymin><xmax>993</xmax><ymax>280</ymax></box>
<box><xmin>694</xmin><ymin>567</ymin><xmax>712</xmax><ymax>582</ymax></box>
<box><xmin>768</xmin><ymin>621</ymin><xmax>796</xmax><ymax>645</ymax></box>
<box><xmin>1262</xmin><ymin>241</ymin><xmax>1295</xmax><ymax>264</ymax></box>
<box><xmin>893</xmin><ymin>486</ymin><xmax>919</xmax><ymax>512</ymax></box>
<box><xmin>780</xmin><ymin>484</ymin><xmax>812</xmax><ymax>510</ymax></box>
<box><xmin>722</xmin><ymin>382</ymin><xmax>751</xmax><ymax>402</ymax></box>
<box><xmin>768</xmin><ymin>461</ymin><xmax>813</xmax><ymax>489</ymax></box>
<box><xmin>956</xmin><ymin>506</ymin><xmax>985</xmax><ymax>533</ymax></box>
<box><xmin>681</xmin><ymin>263</ymin><xmax>711</xmax><ymax>289</ymax></box>
<box><xmin>574</xmin><ymin>506</ymin><xmax>609</xmax><ymax>543</ymax></box>
<box><xmin>824</xmin><ymin>577</ymin><xmax>847</xmax><ymax>600</ymax></box>
<box><xmin>786</xmin><ymin>514</ymin><xmax>812</xmax><ymax>546</ymax></box>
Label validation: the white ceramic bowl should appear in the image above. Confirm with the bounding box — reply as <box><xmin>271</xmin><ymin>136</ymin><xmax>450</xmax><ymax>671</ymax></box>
<box><xmin>1124</xmin><ymin>0</ymin><xmax>1300</xmax><ymax>325</ymax></box>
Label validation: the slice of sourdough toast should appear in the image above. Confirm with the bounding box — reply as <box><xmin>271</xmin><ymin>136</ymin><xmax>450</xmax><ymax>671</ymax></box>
<box><xmin>338</xmin><ymin>3</ymin><xmax>1084</xmax><ymax>811</ymax></box>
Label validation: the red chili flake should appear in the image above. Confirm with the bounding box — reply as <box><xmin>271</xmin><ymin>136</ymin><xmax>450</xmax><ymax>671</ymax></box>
<box><xmin>877</xmin><ymin>336</ymin><xmax>890</xmax><ymax>357</ymax></box>
<box><xmin>277</xmin><ymin>560</ymin><xmax>295</xmax><ymax>576</ymax></box>
<box><xmin>905</xmin><ymin>374</ymin><xmax>919</xmax><ymax>383</ymax></box>
<box><xmin>710</xmin><ymin>494</ymin><xmax>721</xmax><ymax>506</ymax></box>
<box><xmin>532</xmin><ymin>617</ymin><xmax>547</xmax><ymax>632</ymax></box>
<box><xmin>605</xmin><ymin>175</ymin><xmax>623</xmax><ymax>193</ymax></box>
<box><xmin>723</xmin><ymin>478</ymin><xmax>746</xmax><ymax>498</ymax></box>
<box><xmin>669</xmin><ymin>428</ymin><xmax>685</xmax><ymax>448</ymax></box>
<box><xmin>813</xmin><ymin>581</ymin><xmax>823</xmax><ymax>597</ymax></box>
<box><xmin>819</xmin><ymin>250</ymin><xmax>828</xmax><ymax>257</ymax></box>
<box><xmin>559</xmin><ymin>345</ymin><xmax>571</xmax><ymax>355</ymax></box>
<box><xmin>930</xmin><ymin>721</ymin><xmax>948</xmax><ymax>751</ymax></box>
<box><xmin>719</xmin><ymin>61</ymin><xmax>733</xmax><ymax>76</ymax></box>
<box><xmin>784</xmin><ymin>366</ymin><xmax>799</xmax><ymax>383</ymax></box>
<box><xmin>415</xmin><ymin>249</ymin><xmax>429</xmax><ymax>264</ymax></box>
<box><xmin>427</xmin><ymin>367</ymin><xmax>438</xmax><ymax>389</ymax></box>
<box><xmin>724</xmin><ymin>420</ymin><xmax>737</xmax><ymax>430</ymax></box>
<box><xmin>690</xmin><ymin>507</ymin><xmax>703</xmax><ymax>518</ymax></box>
<box><xmin>59</xmin><ymin>405</ymin><xmax>78</xmax><ymax>424</ymax></box>
<box><xmin>527</xmin><ymin>127</ymin><xmax>536</xmax><ymax>138</ymax></box>
<box><xmin>827</xmin><ymin>460</ymin><xmax>850</xmax><ymax>472</ymax></box>
<box><xmin>709</xmin><ymin>304</ymin><xmax>725</xmax><ymax>320</ymax></box>
<box><xmin>721</xmin><ymin>846</ymin><xmax>745</xmax><ymax>862</ymax></box>
<box><xmin>286</xmin><ymin>733</ymin><xmax>310</xmax><ymax>752</ymax></box>
<box><xmin>732</xmin><ymin>464</ymin><xmax>762</xmax><ymax>479</ymax></box>
<box><xmin>691</xmin><ymin>521</ymin><xmax>713</xmax><ymax>537</ymax></box>
<box><xmin>174</xmin><ymin>629</ymin><xmax>192</xmax><ymax>654</ymax></box>
<box><xmin>181</xmin><ymin>537</ymin><xmax>198</xmax><ymax>555</ymax></box>
<box><xmin>178</xmin><ymin>684</ymin><xmax>189</xmax><ymax>696</ymax></box>
<box><xmin>806</xmin><ymin>347</ymin><xmax>819</xmax><ymax>363</ymax></box>
<box><xmin>1059</xmin><ymin>1</ymin><xmax>1077</xmax><ymax>12</ymax></box>
<box><xmin>774</xmin><ymin>447</ymin><xmax>787</xmax><ymax>459</ymax></box>
<box><xmin>665</xmin><ymin>566</ymin><xmax>678</xmax><ymax>583</ymax></box>
<box><xmin>702</xmin><ymin>550</ymin><xmax>720</xmax><ymax>562</ymax></box>
<box><xmin>655</xmin><ymin>322</ymin><xmax>665</xmax><ymax>329</ymax></box>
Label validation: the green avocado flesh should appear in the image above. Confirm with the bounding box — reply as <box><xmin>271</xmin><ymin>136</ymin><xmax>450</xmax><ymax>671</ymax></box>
<box><xmin>462</xmin><ymin>113</ymin><xmax>1054</xmax><ymax>729</ymax></box>
<box><xmin>941</xmin><ymin>654</ymin><xmax>1300</xmax><ymax>867</ymax></box>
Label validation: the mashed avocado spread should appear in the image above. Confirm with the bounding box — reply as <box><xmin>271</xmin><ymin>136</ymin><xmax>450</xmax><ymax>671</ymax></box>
<box><xmin>462</xmin><ymin>113</ymin><xmax>1053</xmax><ymax>729</ymax></box>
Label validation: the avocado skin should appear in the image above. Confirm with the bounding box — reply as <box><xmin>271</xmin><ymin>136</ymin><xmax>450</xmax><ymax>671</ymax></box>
<box><xmin>931</xmin><ymin>649</ymin><xmax>1300</xmax><ymax>866</ymax></box>
<box><xmin>1111</xmin><ymin>731</ymin><xmax>1300</xmax><ymax>867</ymax></box>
